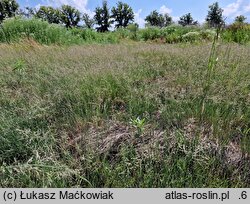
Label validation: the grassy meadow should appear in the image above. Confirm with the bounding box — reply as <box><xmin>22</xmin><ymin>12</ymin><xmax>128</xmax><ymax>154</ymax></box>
<box><xmin>0</xmin><ymin>19</ymin><xmax>250</xmax><ymax>188</ymax></box>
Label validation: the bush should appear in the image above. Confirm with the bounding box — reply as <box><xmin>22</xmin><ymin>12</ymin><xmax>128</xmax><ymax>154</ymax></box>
<box><xmin>115</xmin><ymin>28</ymin><xmax>130</xmax><ymax>39</ymax></box>
<box><xmin>181</xmin><ymin>31</ymin><xmax>201</xmax><ymax>42</ymax></box>
<box><xmin>136</xmin><ymin>25</ymin><xmax>204</xmax><ymax>43</ymax></box>
<box><xmin>71</xmin><ymin>28</ymin><xmax>119</xmax><ymax>44</ymax></box>
<box><xmin>138</xmin><ymin>27</ymin><xmax>161</xmax><ymax>41</ymax></box>
<box><xmin>127</xmin><ymin>24</ymin><xmax>139</xmax><ymax>40</ymax></box>
<box><xmin>200</xmin><ymin>29</ymin><xmax>216</xmax><ymax>41</ymax></box>
<box><xmin>165</xmin><ymin>33</ymin><xmax>181</xmax><ymax>43</ymax></box>
<box><xmin>71</xmin><ymin>28</ymin><xmax>97</xmax><ymax>41</ymax></box>
<box><xmin>222</xmin><ymin>23</ymin><xmax>250</xmax><ymax>44</ymax></box>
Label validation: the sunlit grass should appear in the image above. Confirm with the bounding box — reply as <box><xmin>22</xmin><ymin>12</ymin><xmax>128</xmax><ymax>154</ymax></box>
<box><xmin>0</xmin><ymin>42</ymin><xmax>249</xmax><ymax>187</ymax></box>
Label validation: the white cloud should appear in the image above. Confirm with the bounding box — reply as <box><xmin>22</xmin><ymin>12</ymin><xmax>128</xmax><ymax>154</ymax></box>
<box><xmin>44</xmin><ymin>0</ymin><xmax>87</xmax><ymax>9</ymax></box>
<box><xmin>40</xmin><ymin>0</ymin><xmax>94</xmax><ymax>16</ymax></box>
<box><xmin>244</xmin><ymin>3</ymin><xmax>250</xmax><ymax>12</ymax></box>
<box><xmin>223</xmin><ymin>0</ymin><xmax>250</xmax><ymax>21</ymax></box>
<box><xmin>134</xmin><ymin>9</ymin><xmax>145</xmax><ymax>28</ymax></box>
<box><xmin>172</xmin><ymin>16</ymin><xmax>179</xmax><ymax>22</ymax></box>
<box><xmin>35</xmin><ymin>4</ymin><xmax>42</xmax><ymax>10</ymax></box>
<box><xmin>159</xmin><ymin>5</ymin><xmax>172</xmax><ymax>15</ymax></box>
<box><xmin>223</xmin><ymin>0</ymin><xmax>243</xmax><ymax>17</ymax></box>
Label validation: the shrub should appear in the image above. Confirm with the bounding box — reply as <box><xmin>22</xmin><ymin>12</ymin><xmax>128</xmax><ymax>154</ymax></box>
<box><xmin>137</xmin><ymin>25</ymin><xmax>203</xmax><ymax>43</ymax></box>
<box><xmin>222</xmin><ymin>23</ymin><xmax>250</xmax><ymax>44</ymax></box>
<box><xmin>181</xmin><ymin>31</ymin><xmax>201</xmax><ymax>42</ymax></box>
<box><xmin>115</xmin><ymin>28</ymin><xmax>130</xmax><ymax>39</ymax></box>
<box><xmin>138</xmin><ymin>27</ymin><xmax>161</xmax><ymax>41</ymax></box>
<box><xmin>200</xmin><ymin>29</ymin><xmax>216</xmax><ymax>41</ymax></box>
<box><xmin>165</xmin><ymin>33</ymin><xmax>181</xmax><ymax>43</ymax></box>
<box><xmin>127</xmin><ymin>24</ymin><xmax>139</xmax><ymax>40</ymax></box>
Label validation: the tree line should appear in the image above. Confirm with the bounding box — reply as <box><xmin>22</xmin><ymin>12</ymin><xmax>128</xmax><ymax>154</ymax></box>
<box><xmin>0</xmin><ymin>0</ymin><xmax>248</xmax><ymax>31</ymax></box>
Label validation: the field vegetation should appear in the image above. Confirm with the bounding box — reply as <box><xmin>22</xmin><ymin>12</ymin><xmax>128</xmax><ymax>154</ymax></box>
<box><xmin>0</xmin><ymin>17</ymin><xmax>250</xmax><ymax>45</ymax></box>
<box><xmin>0</xmin><ymin>0</ymin><xmax>250</xmax><ymax>187</ymax></box>
<box><xmin>0</xmin><ymin>40</ymin><xmax>250</xmax><ymax>187</ymax></box>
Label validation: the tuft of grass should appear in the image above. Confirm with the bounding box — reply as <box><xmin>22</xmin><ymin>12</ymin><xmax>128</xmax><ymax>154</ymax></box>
<box><xmin>200</xmin><ymin>27</ymin><xmax>221</xmax><ymax>121</ymax></box>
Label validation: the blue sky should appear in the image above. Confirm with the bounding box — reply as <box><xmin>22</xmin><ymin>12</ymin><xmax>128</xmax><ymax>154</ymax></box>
<box><xmin>18</xmin><ymin>0</ymin><xmax>250</xmax><ymax>27</ymax></box>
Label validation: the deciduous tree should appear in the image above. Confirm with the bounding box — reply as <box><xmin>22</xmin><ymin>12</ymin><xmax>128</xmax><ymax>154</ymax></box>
<box><xmin>111</xmin><ymin>1</ymin><xmax>134</xmax><ymax>28</ymax></box>
<box><xmin>178</xmin><ymin>13</ymin><xmax>198</xmax><ymax>26</ymax></box>
<box><xmin>94</xmin><ymin>1</ymin><xmax>112</xmax><ymax>32</ymax></box>
<box><xmin>164</xmin><ymin>13</ymin><xmax>173</xmax><ymax>26</ymax></box>
<box><xmin>206</xmin><ymin>2</ymin><xmax>224</xmax><ymax>28</ymax></box>
<box><xmin>36</xmin><ymin>6</ymin><xmax>61</xmax><ymax>24</ymax></box>
<box><xmin>19</xmin><ymin>7</ymin><xmax>36</xmax><ymax>19</ymax></box>
<box><xmin>145</xmin><ymin>10</ymin><xmax>165</xmax><ymax>27</ymax></box>
<box><xmin>0</xmin><ymin>0</ymin><xmax>19</xmax><ymax>23</ymax></box>
<box><xmin>82</xmin><ymin>13</ymin><xmax>95</xmax><ymax>29</ymax></box>
<box><xmin>234</xmin><ymin>15</ymin><xmax>247</xmax><ymax>24</ymax></box>
<box><xmin>60</xmin><ymin>5</ymin><xmax>80</xmax><ymax>28</ymax></box>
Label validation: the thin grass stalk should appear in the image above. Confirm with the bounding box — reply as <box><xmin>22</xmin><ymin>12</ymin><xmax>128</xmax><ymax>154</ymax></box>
<box><xmin>200</xmin><ymin>26</ymin><xmax>221</xmax><ymax>122</ymax></box>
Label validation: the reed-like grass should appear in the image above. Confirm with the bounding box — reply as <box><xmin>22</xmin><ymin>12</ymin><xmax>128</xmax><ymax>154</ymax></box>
<box><xmin>0</xmin><ymin>18</ymin><xmax>119</xmax><ymax>45</ymax></box>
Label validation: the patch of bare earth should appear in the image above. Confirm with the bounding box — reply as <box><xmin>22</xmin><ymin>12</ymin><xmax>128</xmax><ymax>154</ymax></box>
<box><xmin>182</xmin><ymin>118</ymin><xmax>250</xmax><ymax>168</ymax></box>
<box><xmin>65</xmin><ymin>118</ymin><xmax>249</xmax><ymax>171</ymax></box>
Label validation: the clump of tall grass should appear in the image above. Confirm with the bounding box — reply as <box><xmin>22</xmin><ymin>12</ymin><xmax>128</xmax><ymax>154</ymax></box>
<box><xmin>70</xmin><ymin>28</ymin><xmax>119</xmax><ymax>44</ymax></box>
<box><xmin>0</xmin><ymin>17</ymin><xmax>81</xmax><ymax>44</ymax></box>
<box><xmin>200</xmin><ymin>27</ymin><xmax>221</xmax><ymax>120</ymax></box>
<box><xmin>0</xmin><ymin>18</ymin><xmax>119</xmax><ymax>45</ymax></box>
